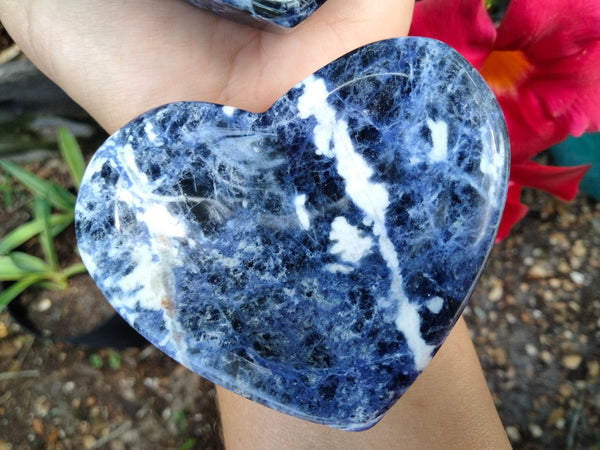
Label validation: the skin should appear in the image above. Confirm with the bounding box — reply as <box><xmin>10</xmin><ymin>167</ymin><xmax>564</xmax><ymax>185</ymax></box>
<box><xmin>0</xmin><ymin>0</ymin><xmax>511</xmax><ymax>447</ymax></box>
<box><xmin>0</xmin><ymin>0</ymin><xmax>415</xmax><ymax>133</ymax></box>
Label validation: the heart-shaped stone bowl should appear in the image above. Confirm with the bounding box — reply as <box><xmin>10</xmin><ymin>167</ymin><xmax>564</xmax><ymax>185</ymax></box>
<box><xmin>75</xmin><ymin>37</ymin><xmax>509</xmax><ymax>430</ymax></box>
<box><xmin>186</xmin><ymin>0</ymin><xmax>327</xmax><ymax>31</ymax></box>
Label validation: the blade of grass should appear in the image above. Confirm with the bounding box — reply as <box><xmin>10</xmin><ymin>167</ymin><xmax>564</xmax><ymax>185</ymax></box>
<box><xmin>0</xmin><ymin>171</ymin><xmax>13</xmax><ymax>209</ymax></box>
<box><xmin>0</xmin><ymin>274</ymin><xmax>46</xmax><ymax>312</ymax></box>
<box><xmin>58</xmin><ymin>127</ymin><xmax>86</xmax><ymax>191</ymax></box>
<box><xmin>62</xmin><ymin>262</ymin><xmax>87</xmax><ymax>278</ymax></box>
<box><xmin>0</xmin><ymin>160</ymin><xmax>76</xmax><ymax>211</ymax></box>
<box><xmin>0</xmin><ymin>255</ymin><xmax>28</xmax><ymax>280</ymax></box>
<box><xmin>36</xmin><ymin>280</ymin><xmax>68</xmax><ymax>290</ymax></box>
<box><xmin>9</xmin><ymin>252</ymin><xmax>51</xmax><ymax>273</ymax></box>
<box><xmin>0</xmin><ymin>254</ymin><xmax>54</xmax><ymax>281</ymax></box>
<box><xmin>35</xmin><ymin>196</ymin><xmax>59</xmax><ymax>271</ymax></box>
<box><xmin>0</xmin><ymin>212</ymin><xmax>73</xmax><ymax>255</ymax></box>
<box><xmin>50</xmin><ymin>211</ymin><xmax>74</xmax><ymax>237</ymax></box>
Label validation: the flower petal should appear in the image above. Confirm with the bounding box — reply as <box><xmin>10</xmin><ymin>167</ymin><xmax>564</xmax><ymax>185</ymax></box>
<box><xmin>497</xmin><ymin>52</ymin><xmax>600</xmax><ymax>163</ymax></box>
<box><xmin>489</xmin><ymin>0</ymin><xmax>600</xmax><ymax>158</ymax></box>
<box><xmin>498</xmin><ymin>91</ymin><xmax>567</xmax><ymax>163</ymax></box>
<box><xmin>496</xmin><ymin>182</ymin><xmax>528</xmax><ymax>242</ymax></box>
<box><xmin>510</xmin><ymin>161</ymin><xmax>590</xmax><ymax>201</ymax></box>
<box><xmin>496</xmin><ymin>0</ymin><xmax>600</xmax><ymax>61</ymax></box>
<box><xmin>409</xmin><ymin>0</ymin><xmax>496</xmax><ymax>68</ymax></box>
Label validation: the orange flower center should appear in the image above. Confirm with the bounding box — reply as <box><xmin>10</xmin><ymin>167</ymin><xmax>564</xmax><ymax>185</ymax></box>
<box><xmin>480</xmin><ymin>50</ymin><xmax>533</xmax><ymax>97</ymax></box>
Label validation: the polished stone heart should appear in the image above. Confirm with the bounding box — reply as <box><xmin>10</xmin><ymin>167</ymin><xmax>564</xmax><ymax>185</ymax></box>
<box><xmin>186</xmin><ymin>0</ymin><xmax>327</xmax><ymax>30</ymax></box>
<box><xmin>75</xmin><ymin>37</ymin><xmax>509</xmax><ymax>430</ymax></box>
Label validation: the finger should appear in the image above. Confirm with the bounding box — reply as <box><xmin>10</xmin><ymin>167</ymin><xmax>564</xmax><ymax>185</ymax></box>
<box><xmin>220</xmin><ymin>0</ymin><xmax>416</xmax><ymax>112</ymax></box>
<box><xmin>1</xmin><ymin>0</ymin><xmax>414</xmax><ymax>132</ymax></box>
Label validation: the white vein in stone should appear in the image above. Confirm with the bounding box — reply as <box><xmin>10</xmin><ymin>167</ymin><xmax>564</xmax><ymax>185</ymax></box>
<box><xmin>329</xmin><ymin>216</ymin><xmax>373</xmax><ymax>264</ymax></box>
<box><xmin>222</xmin><ymin>105</ymin><xmax>237</xmax><ymax>117</ymax></box>
<box><xmin>298</xmin><ymin>75</ymin><xmax>434</xmax><ymax>370</ymax></box>
<box><xmin>426</xmin><ymin>118</ymin><xmax>448</xmax><ymax>162</ymax></box>
<box><xmin>426</xmin><ymin>296</ymin><xmax>444</xmax><ymax>314</ymax></box>
<box><xmin>479</xmin><ymin>126</ymin><xmax>505</xmax><ymax>208</ymax></box>
<box><xmin>294</xmin><ymin>194</ymin><xmax>311</xmax><ymax>230</ymax></box>
<box><xmin>104</xmin><ymin>144</ymin><xmax>191</xmax><ymax>365</ymax></box>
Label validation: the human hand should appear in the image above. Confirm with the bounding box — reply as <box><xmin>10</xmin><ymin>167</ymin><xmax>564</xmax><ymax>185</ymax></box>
<box><xmin>0</xmin><ymin>0</ymin><xmax>414</xmax><ymax>133</ymax></box>
<box><xmin>1</xmin><ymin>3</ymin><xmax>514</xmax><ymax>447</ymax></box>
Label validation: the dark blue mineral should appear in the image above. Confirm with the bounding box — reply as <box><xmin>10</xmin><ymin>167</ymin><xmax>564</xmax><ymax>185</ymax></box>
<box><xmin>186</xmin><ymin>0</ymin><xmax>327</xmax><ymax>30</ymax></box>
<box><xmin>75</xmin><ymin>37</ymin><xmax>509</xmax><ymax>430</ymax></box>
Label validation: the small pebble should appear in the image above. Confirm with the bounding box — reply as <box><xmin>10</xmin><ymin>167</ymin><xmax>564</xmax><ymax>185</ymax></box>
<box><xmin>528</xmin><ymin>423</ymin><xmax>543</xmax><ymax>439</ymax></box>
<box><xmin>82</xmin><ymin>435</ymin><xmax>96</xmax><ymax>449</ymax></box>
<box><xmin>540</xmin><ymin>350</ymin><xmax>553</xmax><ymax>365</ymax></box>
<box><xmin>524</xmin><ymin>256</ymin><xmax>535</xmax><ymax>266</ymax></box>
<box><xmin>569</xmin><ymin>271</ymin><xmax>585</xmax><ymax>285</ymax></box>
<box><xmin>561</xmin><ymin>354</ymin><xmax>583</xmax><ymax>370</ymax></box>
<box><xmin>528</xmin><ymin>263</ymin><xmax>552</xmax><ymax>278</ymax></box>
<box><xmin>588</xmin><ymin>360</ymin><xmax>599</xmax><ymax>378</ymax></box>
<box><xmin>558</xmin><ymin>260</ymin><xmax>571</xmax><ymax>274</ymax></box>
<box><xmin>547</xmin><ymin>407</ymin><xmax>565</xmax><ymax>426</ymax></box>
<box><xmin>559</xmin><ymin>383</ymin><xmax>573</xmax><ymax>397</ymax></box>
<box><xmin>548</xmin><ymin>278</ymin><xmax>561</xmax><ymax>288</ymax></box>
<box><xmin>525</xmin><ymin>344</ymin><xmax>537</xmax><ymax>358</ymax></box>
<box><xmin>505</xmin><ymin>425</ymin><xmax>521</xmax><ymax>442</ymax></box>
<box><xmin>572</xmin><ymin>240</ymin><xmax>586</xmax><ymax>257</ymax></box>
<box><xmin>488</xmin><ymin>277</ymin><xmax>504</xmax><ymax>302</ymax></box>
<box><xmin>549</xmin><ymin>232</ymin><xmax>569</xmax><ymax>250</ymax></box>
<box><xmin>35</xmin><ymin>298</ymin><xmax>52</xmax><ymax>313</ymax></box>
<box><xmin>542</xmin><ymin>290</ymin><xmax>555</xmax><ymax>301</ymax></box>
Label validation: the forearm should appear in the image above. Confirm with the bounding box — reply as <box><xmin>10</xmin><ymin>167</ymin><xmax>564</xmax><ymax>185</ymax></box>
<box><xmin>217</xmin><ymin>317</ymin><xmax>510</xmax><ymax>449</ymax></box>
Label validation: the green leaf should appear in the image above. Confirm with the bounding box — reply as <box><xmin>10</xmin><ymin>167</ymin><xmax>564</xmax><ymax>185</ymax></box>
<box><xmin>9</xmin><ymin>252</ymin><xmax>51</xmax><ymax>273</ymax></box>
<box><xmin>0</xmin><ymin>212</ymin><xmax>73</xmax><ymax>255</ymax></box>
<box><xmin>62</xmin><ymin>262</ymin><xmax>87</xmax><ymax>278</ymax></box>
<box><xmin>36</xmin><ymin>280</ymin><xmax>68</xmax><ymax>291</ymax></box>
<box><xmin>0</xmin><ymin>274</ymin><xmax>46</xmax><ymax>312</ymax></box>
<box><xmin>58</xmin><ymin>127</ymin><xmax>86</xmax><ymax>191</ymax></box>
<box><xmin>107</xmin><ymin>350</ymin><xmax>122</xmax><ymax>370</ymax></box>
<box><xmin>89</xmin><ymin>353</ymin><xmax>103</xmax><ymax>369</ymax></box>
<box><xmin>0</xmin><ymin>171</ymin><xmax>14</xmax><ymax>209</ymax></box>
<box><xmin>0</xmin><ymin>221</ymin><xmax>43</xmax><ymax>256</ymax></box>
<box><xmin>49</xmin><ymin>211</ymin><xmax>75</xmax><ymax>237</ymax></box>
<box><xmin>35</xmin><ymin>196</ymin><xmax>59</xmax><ymax>271</ymax></box>
<box><xmin>0</xmin><ymin>159</ymin><xmax>76</xmax><ymax>211</ymax></box>
<box><xmin>0</xmin><ymin>255</ymin><xmax>28</xmax><ymax>280</ymax></box>
<box><xmin>0</xmin><ymin>253</ymin><xmax>52</xmax><ymax>281</ymax></box>
<box><xmin>179</xmin><ymin>438</ymin><xmax>197</xmax><ymax>450</ymax></box>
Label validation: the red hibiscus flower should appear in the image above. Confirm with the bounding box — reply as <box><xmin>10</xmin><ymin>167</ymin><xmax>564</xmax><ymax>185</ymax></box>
<box><xmin>410</xmin><ymin>0</ymin><xmax>600</xmax><ymax>240</ymax></box>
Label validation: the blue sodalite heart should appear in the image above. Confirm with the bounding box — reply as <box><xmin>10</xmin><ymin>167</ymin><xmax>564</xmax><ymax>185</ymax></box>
<box><xmin>75</xmin><ymin>37</ymin><xmax>509</xmax><ymax>430</ymax></box>
<box><xmin>186</xmin><ymin>0</ymin><xmax>327</xmax><ymax>30</ymax></box>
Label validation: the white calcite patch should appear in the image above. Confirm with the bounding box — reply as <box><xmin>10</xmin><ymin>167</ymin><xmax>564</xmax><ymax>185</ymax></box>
<box><xmin>426</xmin><ymin>118</ymin><xmax>448</xmax><ymax>162</ymax></box>
<box><xmin>144</xmin><ymin>122</ymin><xmax>159</xmax><ymax>143</ymax></box>
<box><xmin>140</xmin><ymin>204</ymin><xmax>187</xmax><ymax>239</ymax></box>
<box><xmin>298</xmin><ymin>75</ymin><xmax>434</xmax><ymax>370</ymax></box>
<box><xmin>294</xmin><ymin>194</ymin><xmax>311</xmax><ymax>230</ymax></box>
<box><xmin>479</xmin><ymin>126</ymin><xmax>506</xmax><ymax>207</ymax></box>
<box><xmin>426</xmin><ymin>296</ymin><xmax>444</xmax><ymax>314</ymax></box>
<box><xmin>329</xmin><ymin>216</ymin><xmax>373</xmax><ymax>264</ymax></box>
<box><xmin>324</xmin><ymin>263</ymin><xmax>355</xmax><ymax>274</ymax></box>
<box><xmin>222</xmin><ymin>105</ymin><xmax>237</xmax><ymax>117</ymax></box>
<box><xmin>103</xmin><ymin>146</ymin><xmax>191</xmax><ymax>365</ymax></box>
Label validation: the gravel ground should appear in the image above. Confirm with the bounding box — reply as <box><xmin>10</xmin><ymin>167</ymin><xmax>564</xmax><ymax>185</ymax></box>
<box><xmin>466</xmin><ymin>188</ymin><xmax>600</xmax><ymax>449</ymax></box>
<box><xmin>1</xmin><ymin>184</ymin><xmax>598</xmax><ymax>449</ymax></box>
